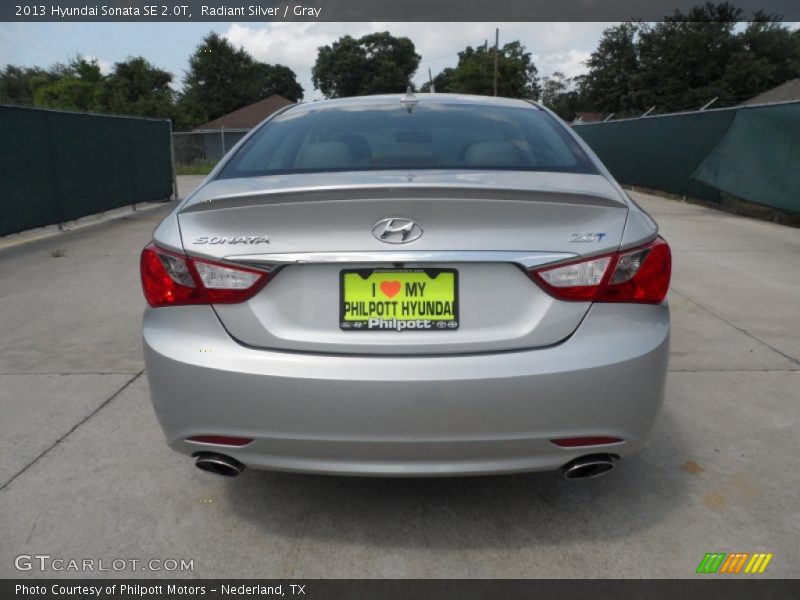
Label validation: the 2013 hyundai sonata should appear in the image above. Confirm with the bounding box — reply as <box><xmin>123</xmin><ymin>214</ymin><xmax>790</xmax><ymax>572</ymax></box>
<box><xmin>141</xmin><ymin>93</ymin><xmax>671</xmax><ymax>479</ymax></box>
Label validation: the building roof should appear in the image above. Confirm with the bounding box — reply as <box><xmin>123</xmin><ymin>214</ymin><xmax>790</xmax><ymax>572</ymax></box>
<box><xmin>740</xmin><ymin>79</ymin><xmax>800</xmax><ymax>106</ymax></box>
<box><xmin>575</xmin><ymin>111</ymin><xmax>602</xmax><ymax>123</ymax></box>
<box><xmin>571</xmin><ymin>111</ymin><xmax>602</xmax><ymax>124</ymax></box>
<box><xmin>195</xmin><ymin>95</ymin><xmax>295</xmax><ymax>130</ymax></box>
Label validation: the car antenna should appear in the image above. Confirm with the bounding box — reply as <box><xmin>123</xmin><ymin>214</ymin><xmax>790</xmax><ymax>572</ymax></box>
<box><xmin>400</xmin><ymin>86</ymin><xmax>419</xmax><ymax>113</ymax></box>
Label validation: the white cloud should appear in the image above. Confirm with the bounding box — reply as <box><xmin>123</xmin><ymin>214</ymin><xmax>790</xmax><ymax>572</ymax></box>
<box><xmin>224</xmin><ymin>22</ymin><xmax>369</xmax><ymax>77</ymax></box>
<box><xmin>85</xmin><ymin>54</ymin><xmax>112</xmax><ymax>74</ymax></box>
<box><xmin>534</xmin><ymin>49</ymin><xmax>592</xmax><ymax>81</ymax></box>
<box><xmin>223</xmin><ymin>22</ymin><xmax>609</xmax><ymax>99</ymax></box>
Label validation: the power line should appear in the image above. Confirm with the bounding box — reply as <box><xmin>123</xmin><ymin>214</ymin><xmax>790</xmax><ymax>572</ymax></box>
<box><xmin>419</xmin><ymin>51</ymin><xmax>460</xmax><ymax>64</ymax></box>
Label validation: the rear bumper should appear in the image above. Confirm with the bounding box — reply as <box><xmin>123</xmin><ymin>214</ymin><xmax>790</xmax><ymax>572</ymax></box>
<box><xmin>143</xmin><ymin>303</ymin><xmax>669</xmax><ymax>476</ymax></box>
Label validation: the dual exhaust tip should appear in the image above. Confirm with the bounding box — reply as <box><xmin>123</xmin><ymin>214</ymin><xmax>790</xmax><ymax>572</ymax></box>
<box><xmin>561</xmin><ymin>454</ymin><xmax>616</xmax><ymax>479</ymax></box>
<box><xmin>194</xmin><ymin>453</ymin><xmax>245</xmax><ymax>477</ymax></box>
<box><xmin>193</xmin><ymin>452</ymin><xmax>615</xmax><ymax>480</ymax></box>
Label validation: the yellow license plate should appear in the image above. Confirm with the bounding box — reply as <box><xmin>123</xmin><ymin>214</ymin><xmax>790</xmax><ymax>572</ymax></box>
<box><xmin>340</xmin><ymin>268</ymin><xmax>459</xmax><ymax>331</ymax></box>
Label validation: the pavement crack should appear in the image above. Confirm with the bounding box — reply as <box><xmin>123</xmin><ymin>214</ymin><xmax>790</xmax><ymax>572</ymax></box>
<box><xmin>0</xmin><ymin>370</ymin><xmax>144</xmax><ymax>493</ymax></box>
<box><xmin>671</xmin><ymin>288</ymin><xmax>800</xmax><ymax>367</ymax></box>
<box><xmin>25</xmin><ymin>520</ymin><xmax>38</xmax><ymax>544</ymax></box>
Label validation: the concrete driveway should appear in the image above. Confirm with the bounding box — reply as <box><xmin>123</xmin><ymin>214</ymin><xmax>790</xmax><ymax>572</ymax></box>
<box><xmin>1</xmin><ymin>178</ymin><xmax>798</xmax><ymax>578</ymax></box>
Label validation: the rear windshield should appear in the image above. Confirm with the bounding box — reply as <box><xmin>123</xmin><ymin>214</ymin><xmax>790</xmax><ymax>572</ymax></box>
<box><xmin>218</xmin><ymin>102</ymin><xmax>597</xmax><ymax>179</ymax></box>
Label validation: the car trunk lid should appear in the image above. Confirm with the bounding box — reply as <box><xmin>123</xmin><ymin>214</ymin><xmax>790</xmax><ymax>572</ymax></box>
<box><xmin>177</xmin><ymin>171</ymin><xmax>629</xmax><ymax>355</ymax></box>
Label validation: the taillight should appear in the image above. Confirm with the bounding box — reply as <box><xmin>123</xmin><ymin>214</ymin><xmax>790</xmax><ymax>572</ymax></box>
<box><xmin>192</xmin><ymin>258</ymin><xmax>266</xmax><ymax>303</ymax></box>
<box><xmin>140</xmin><ymin>243</ymin><xmax>271</xmax><ymax>307</ymax></box>
<box><xmin>597</xmin><ymin>238</ymin><xmax>671</xmax><ymax>303</ymax></box>
<box><xmin>531</xmin><ymin>237</ymin><xmax>671</xmax><ymax>304</ymax></box>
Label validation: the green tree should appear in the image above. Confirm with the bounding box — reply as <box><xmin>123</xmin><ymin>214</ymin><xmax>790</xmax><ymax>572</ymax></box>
<box><xmin>0</xmin><ymin>65</ymin><xmax>56</xmax><ymax>105</ymax></box>
<box><xmin>578</xmin><ymin>22</ymin><xmax>642</xmax><ymax>115</ymax></box>
<box><xmin>634</xmin><ymin>3</ymin><xmax>744</xmax><ymax>111</ymax></box>
<box><xmin>420</xmin><ymin>68</ymin><xmax>456</xmax><ymax>93</ymax></box>
<box><xmin>256</xmin><ymin>63</ymin><xmax>304</xmax><ymax>102</ymax></box>
<box><xmin>180</xmin><ymin>32</ymin><xmax>263</xmax><ymax>125</ymax></box>
<box><xmin>2</xmin><ymin>55</ymin><xmax>188</xmax><ymax>123</ymax></box>
<box><xmin>312</xmin><ymin>32</ymin><xmax>420</xmax><ymax>98</ymax></box>
<box><xmin>180</xmin><ymin>32</ymin><xmax>303</xmax><ymax>127</ymax></box>
<box><xmin>541</xmin><ymin>71</ymin><xmax>570</xmax><ymax>105</ymax></box>
<box><xmin>103</xmin><ymin>57</ymin><xmax>174</xmax><ymax>118</ymax></box>
<box><xmin>578</xmin><ymin>3</ymin><xmax>800</xmax><ymax>116</ymax></box>
<box><xmin>426</xmin><ymin>41</ymin><xmax>540</xmax><ymax>99</ymax></box>
<box><xmin>722</xmin><ymin>17</ymin><xmax>800</xmax><ymax>101</ymax></box>
<box><xmin>33</xmin><ymin>57</ymin><xmax>106</xmax><ymax>112</ymax></box>
<box><xmin>541</xmin><ymin>72</ymin><xmax>580</xmax><ymax>121</ymax></box>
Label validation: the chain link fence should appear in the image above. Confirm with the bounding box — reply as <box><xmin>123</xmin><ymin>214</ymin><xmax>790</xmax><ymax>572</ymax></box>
<box><xmin>172</xmin><ymin>128</ymin><xmax>250</xmax><ymax>173</ymax></box>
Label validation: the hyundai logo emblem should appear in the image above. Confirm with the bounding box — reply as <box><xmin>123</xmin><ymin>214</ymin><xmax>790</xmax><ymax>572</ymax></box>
<box><xmin>371</xmin><ymin>218</ymin><xmax>423</xmax><ymax>244</ymax></box>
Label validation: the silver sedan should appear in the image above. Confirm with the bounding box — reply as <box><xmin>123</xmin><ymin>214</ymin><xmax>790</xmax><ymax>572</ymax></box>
<box><xmin>141</xmin><ymin>93</ymin><xmax>671</xmax><ymax>479</ymax></box>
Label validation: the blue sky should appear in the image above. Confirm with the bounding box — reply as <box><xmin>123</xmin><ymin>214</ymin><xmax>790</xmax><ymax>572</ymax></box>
<box><xmin>0</xmin><ymin>22</ymin><xmax>614</xmax><ymax>99</ymax></box>
<box><xmin>0</xmin><ymin>22</ymin><xmax>224</xmax><ymax>82</ymax></box>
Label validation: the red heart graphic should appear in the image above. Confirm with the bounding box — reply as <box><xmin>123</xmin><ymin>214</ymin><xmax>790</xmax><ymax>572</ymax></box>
<box><xmin>380</xmin><ymin>280</ymin><xmax>402</xmax><ymax>298</ymax></box>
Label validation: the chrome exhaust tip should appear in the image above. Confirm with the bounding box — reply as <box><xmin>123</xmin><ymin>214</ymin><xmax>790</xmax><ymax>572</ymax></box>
<box><xmin>562</xmin><ymin>454</ymin><xmax>615</xmax><ymax>479</ymax></box>
<box><xmin>194</xmin><ymin>453</ymin><xmax>245</xmax><ymax>478</ymax></box>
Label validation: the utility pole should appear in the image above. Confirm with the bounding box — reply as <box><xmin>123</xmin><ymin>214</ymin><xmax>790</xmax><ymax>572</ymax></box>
<box><xmin>428</xmin><ymin>68</ymin><xmax>434</xmax><ymax>93</ymax></box>
<box><xmin>493</xmin><ymin>28</ymin><xmax>499</xmax><ymax>97</ymax></box>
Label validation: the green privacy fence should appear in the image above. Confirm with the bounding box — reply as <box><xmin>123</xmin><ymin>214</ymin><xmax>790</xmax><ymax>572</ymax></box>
<box><xmin>0</xmin><ymin>106</ymin><xmax>174</xmax><ymax>237</ymax></box>
<box><xmin>573</xmin><ymin>101</ymin><xmax>800</xmax><ymax>213</ymax></box>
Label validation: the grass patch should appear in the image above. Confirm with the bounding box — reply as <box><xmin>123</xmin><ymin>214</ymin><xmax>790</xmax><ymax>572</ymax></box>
<box><xmin>176</xmin><ymin>162</ymin><xmax>216</xmax><ymax>176</ymax></box>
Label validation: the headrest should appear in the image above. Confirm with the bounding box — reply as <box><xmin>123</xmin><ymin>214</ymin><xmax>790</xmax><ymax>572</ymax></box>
<box><xmin>334</xmin><ymin>133</ymin><xmax>372</xmax><ymax>161</ymax></box>
<box><xmin>296</xmin><ymin>142</ymin><xmax>354</xmax><ymax>169</ymax></box>
<box><xmin>463</xmin><ymin>141</ymin><xmax>522</xmax><ymax>166</ymax></box>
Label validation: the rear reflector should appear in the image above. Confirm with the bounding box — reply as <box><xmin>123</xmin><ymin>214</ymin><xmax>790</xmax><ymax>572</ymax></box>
<box><xmin>551</xmin><ymin>437</ymin><xmax>623</xmax><ymax>448</ymax></box>
<box><xmin>531</xmin><ymin>237</ymin><xmax>671</xmax><ymax>304</ymax></box>
<box><xmin>140</xmin><ymin>243</ymin><xmax>271</xmax><ymax>307</ymax></box>
<box><xmin>187</xmin><ymin>435</ymin><xmax>254</xmax><ymax>447</ymax></box>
